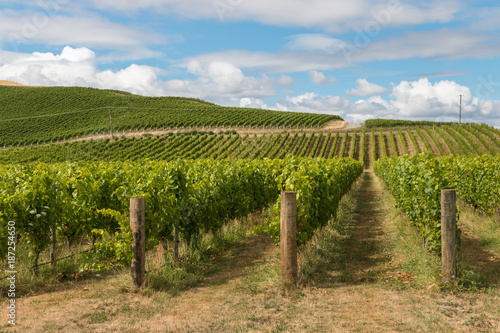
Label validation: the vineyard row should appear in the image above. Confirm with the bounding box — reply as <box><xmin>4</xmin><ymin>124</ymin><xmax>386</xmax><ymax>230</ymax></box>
<box><xmin>1</xmin><ymin>123</ymin><xmax>499</xmax><ymax>165</ymax></box>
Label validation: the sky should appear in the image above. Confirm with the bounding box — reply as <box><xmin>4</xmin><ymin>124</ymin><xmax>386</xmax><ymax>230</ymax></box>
<box><xmin>0</xmin><ymin>0</ymin><xmax>499</xmax><ymax>127</ymax></box>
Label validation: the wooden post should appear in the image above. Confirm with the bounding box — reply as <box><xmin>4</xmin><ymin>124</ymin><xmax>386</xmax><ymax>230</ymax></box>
<box><xmin>174</xmin><ymin>225</ymin><xmax>179</xmax><ymax>261</ymax></box>
<box><xmin>441</xmin><ymin>189</ymin><xmax>457</xmax><ymax>282</ymax></box>
<box><xmin>280</xmin><ymin>191</ymin><xmax>297</xmax><ymax>288</ymax></box>
<box><xmin>130</xmin><ymin>197</ymin><xmax>146</xmax><ymax>287</ymax></box>
<box><xmin>51</xmin><ymin>184</ymin><xmax>57</xmax><ymax>266</ymax></box>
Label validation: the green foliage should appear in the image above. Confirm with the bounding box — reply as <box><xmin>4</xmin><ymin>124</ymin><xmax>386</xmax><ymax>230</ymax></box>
<box><xmin>0</xmin><ymin>159</ymin><xmax>281</xmax><ymax>266</ymax></box>
<box><xmin>374</xmin><ymin>153</ymin><xmax>451</xmax><ymax>253</ymax></box>
<box><xmin>376</xmin><ymin>153</ymin><xmax>500</xmax><ymax>253</ymax></box>
<box><xmin>349</xmin><ymin>130</ymin><xmax>357</xmax><ymax>159</ymax></box>
<box><xmin>463</xmin><ymin>124</ymin><xmax>497</xmax><ymax>155</ymax></box>
<box><xmin>444</xmin><ymin>155</ymin><xmax>500</xmax><ymax>215</ymax></box>
<box><xmin>365</xmin><ymin>119</ymin><xmax>454</xmax><ymax>128</ymax></box>
<box><xmin>327</xmin><ymin>131</ymin><xmax>340</xmax><ymax>159</ymax></box>
<box><xmin>442</xmin><ymin>125</ymin><xmax>473</xmax><ymax>156</ymax></box>
<box><xmin>471</xmin><ymin>123</ymin><xmax>500</xmax><ymax>151</ymax></box>
<box><xmin>452</xmin><ymin>124</ymin><xmax>483</xmax><ymax>155</ymax></box>
<box><xmin>424</xmin><ymin>126</ymin><xmax>446</xmax><ymax>156</ymax></box>
<box><xmin>360</xmin><ymin>128</ymin><xmax>366</xmax><ymax>165</ymax></box>
<box><xmin>379</xmin><ymin>128</ymin><xmax>387</xmax><ymax>158</ymax></box>
<box><xmin>434</xmin><ymin>125</ymin><xmax>458</xmax><ymax>155</ymax></box>
<box><xmin>388</xmin><ymin>129</ymin><xmax>398</xmax><ymax>157</ymax></box>
<box><xmin>339</xmin><ymin>132</ymin><xmax>348</xmax><ymax>158</ymax></box>
<box><xmin>0</xmin><ymin>86</ymin><xmax>341</xmax><ymax>147</ymax></box>
<box><xmin>372</xmin><ymin>129</ymin><xmax>377</xmax><ymax>161</ymax></box>
<box><xmin>398</xmin><ymin>127</ymin><xmax>409</xmax><ymax>155</ymax></box>
<box><xmin>407</xmin><ymin>127</ymin><xmax>420</xmax><ymax>154</ymax></box>
<box><xmin>319</xmin><ymin>131</ymin><xmax>331</xmax><ymax>158</ymax></box>
<box><xmin>415</xmin><ymin>126</ymin><xmax>432</xmax><ymax>152</ymax></box>
<box><xmin>257</xmin><ymin>157</ymin><xmax>363</xmax><ymax>245</ymax></box>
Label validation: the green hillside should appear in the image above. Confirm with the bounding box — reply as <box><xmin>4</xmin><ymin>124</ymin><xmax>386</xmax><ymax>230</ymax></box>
<box><xmin>0</xmin><ymin>86</ymin><xmax>342</xmax><ymax>146</ymax></box>
<box><xmin>0</xmin><ymin>86</ymin><xmax>216</xmax><ymax>119</ymax></box>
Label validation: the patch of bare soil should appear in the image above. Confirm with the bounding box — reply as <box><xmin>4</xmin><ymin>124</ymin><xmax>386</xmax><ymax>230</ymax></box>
<box><xmin>322</xmin><ymin>120</ymin><xmax>347</xmax><ymax>131</ymax></box>
<box><xmin>334</xmin><ymin>133</ymin><xmax>345</xmax><ymax>157</ymax></box>
<box><xmin>402</xmin><ymin>131</ymin><xmax>416</xmax><ymax>155</ymax></box>
<box><xmin>420</xmin><ymin>127</ymin><xmax>441</xmax><ymax>156</ymax></box>
<box><xmin>392</xmin><ymin>130</ymin><xmax>404</xmax><ymax>156</ymax></box>
<box><xmin>323</xmin><ymin>132</ymin><xmax>337</xmax><ymax>158</ymax></box>
<box><xmin>0</xmin><ymin>80</ymin><xmax>43</xmax><ymax>87</ymax></box>
<box><xmin>409</xmin><ymin>128</ymin><xmax>426</xmax><ymax>153</ymax></box>
<box><xmin>343</xmin><ymin>122</ymin><xmax>363</xmax><ymax>130</ymax></box>
<box><xmin>0</xmin><ymin>80</ymin><xmax>25</xmax><ymax>86</ymax></box>
<box><xmin>430</xmin><ymin>127</ymin><xmax>452</xmax><ymax>155</ymax></box>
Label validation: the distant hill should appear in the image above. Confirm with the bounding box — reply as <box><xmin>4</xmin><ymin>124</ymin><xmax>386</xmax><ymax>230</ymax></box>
<box><xmin>0</xmin><ymin>86</ymin><xmax>342</xmax><ymax>146</ymax></box>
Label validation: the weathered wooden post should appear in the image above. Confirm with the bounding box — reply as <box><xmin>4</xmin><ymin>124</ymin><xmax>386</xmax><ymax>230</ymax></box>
<box><xmin>280</xmin><ymin>191</ymin><xmax>297</xmax><ymax>288</ymax></box>
<box><xmin>130</xmin><ymin>197</ymin><xmax>146</xmax><ymax>287</ymax></box>
<box><xmin>174</xmin><ymin>225</ymin><xmax>179</xmax><ymax>261</ymax></box>
<box><xmin>441</xmin><ymin>189</ymin><xmax>457</xmax><ymax>282</ymax></box>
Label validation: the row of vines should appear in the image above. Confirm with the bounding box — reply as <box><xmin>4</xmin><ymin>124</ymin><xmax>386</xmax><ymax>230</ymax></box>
<box><xmin>374</xmin><ymin>153</ymin><xmax>500</xmax><ymax>254</ymax></box>
<box><xmin>2</xmin><ymin>123</ymin><xmax>499</xmax><ymax>165</ymax></box>
<box><xmin>0</xmin><ymin>158</ymin><xmax>362</xmax><ymax>270</ymax></box>
<box><xmin>0</xmin><ymin>105</ymin><xmax>340</xmax><ymax>147</ymax></box>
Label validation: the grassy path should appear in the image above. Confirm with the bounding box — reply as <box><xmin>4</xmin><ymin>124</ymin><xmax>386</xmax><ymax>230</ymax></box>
<box><xmin>2</xmin><ymin>172</ymin><xmax>499</xmax><ymax>332</ymax></box>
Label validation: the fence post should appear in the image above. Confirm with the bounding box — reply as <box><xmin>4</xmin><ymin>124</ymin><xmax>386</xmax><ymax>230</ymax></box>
<box><xmin>174</xmin><ymin>225</ymin><xmax>179</xmax><ymax>261</ymax></box>
<box><xmin>51</xmin><ymin>184</ymin><xmax>57</xmax><ymax>266</ymax></box>
<box><xmin>130</xmin><ymin>197</ymin><xmax>146</xmax><ymax>287</ymax></box>
<box><xmin>441</xmin><ymin>189</ymin><xmax>457</xmax><ymax>282</ymax></box>
<box><xmin>280</xmin><ymin>191</ymin><xmax>297</xmax><ymax>288</ymax></box>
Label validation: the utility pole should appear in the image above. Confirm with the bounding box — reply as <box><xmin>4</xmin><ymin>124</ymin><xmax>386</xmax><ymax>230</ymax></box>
<box><xmin>458</xmin><ymin>95</ymin><xmax>463</xmax><ymax>126</ymax></box>
<box><xmin>108</xmin><ymin>107</ymin><xmax>113</xmax><ymax>138</ymax></box>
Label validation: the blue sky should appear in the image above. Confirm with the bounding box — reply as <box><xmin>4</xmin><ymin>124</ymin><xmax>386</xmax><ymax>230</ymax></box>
<box><xmin>0</xmin><ymin>0</ymin><xmax>499</xmax><ymax>126</ymax></box>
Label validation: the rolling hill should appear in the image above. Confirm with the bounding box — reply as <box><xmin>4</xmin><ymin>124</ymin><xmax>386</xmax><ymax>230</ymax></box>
<box><xmin>0</xmin><ymin>85</ymin><xmax>341</xmax><ymax>146</ymax></box>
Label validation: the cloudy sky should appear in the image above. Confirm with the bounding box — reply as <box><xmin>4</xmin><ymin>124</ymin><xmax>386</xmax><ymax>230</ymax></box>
<box><xmin>0</xmin><ymin>0</ymin><xmax>499</xmax><ymax>126</ymax></box>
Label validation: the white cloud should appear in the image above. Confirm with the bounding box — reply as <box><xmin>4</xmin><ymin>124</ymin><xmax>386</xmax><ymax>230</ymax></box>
<box><xmin>0</xmin><ymin>9</ymin><xmax>176</xmax><ymax>60</ymax></box>
<box><xmin>309</xmin><ymin>70</ymin><xmax>336</xmax><ymax>85</ymax></box>
<box><xmin>469</xmin><ymin>8</ymin><xmax>500</xmax><ymax>32</ymax></box>
<box><xmin>389</xmin><ymin>78</ymin><xmax>470</xmax><ymax>117</ymax></box>
<box><xmin>183</xmin><ymin>28</ymin><xmax>500</xmax><ymax>76</ymax></box>
<box><xmin>239</xmin><ymin>97</ymin><xmax>269</xmax><ymax>109</ymax></box>
<box><xmin>346</xmin><ymin>78</ymin><xmax>389</xmax><ymax>97</ymax></box>
<box><xmin>88</xmin><ymin>0</ymin><xmax>459</xmax><ymax>32</ymax></box>
<box><xmin>1</xmin><ymin>46</ymin><xmax>499</xmax><ymax>127</ymax></box>
<box><xmin>286</xmin><ymin>34</ymin><xmax>347</xmax><ymax>54</ymax></box>
<box><xmin>409</xmin><ymin>70</ymin><xmax>467</xmax><ymax>79</ymax></box>
<box><xmin>0</xmin><ymin>46</ymin><xmax>292</xmax><ymax>100</ymax></box>
<box><xmin>251</xmin><ymin>79</ymin><xmax>500</xmax><ymax>126</ymax></box>
<box><xmin>182</xmin><ymin>50</ymin><xmax>348</xmax><ymax>74</ymax></box>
